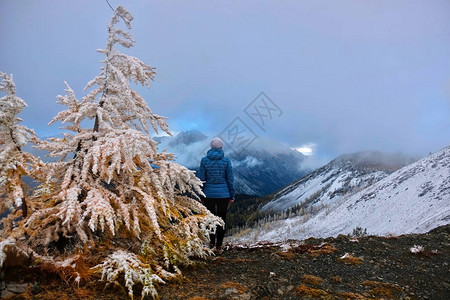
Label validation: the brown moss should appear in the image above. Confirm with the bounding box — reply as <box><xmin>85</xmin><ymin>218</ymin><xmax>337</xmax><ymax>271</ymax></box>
<box><xmin>233</xmin><ymin>258</ymin><xmax>258</xmax><ymax>263</ymax></box>
<box><xmin>330</xmin><ymin>276</ymin><xmax>343</xmax><ymax>283</ymax></box>
<box><xmin>338</xmin><ymin>254</ymin><xmax>363</xmax><ymax>265</ymax></box>
<box><xmin>336</xmin><ymin>291</ymin><xmax>366</xmax><ymax>299</ymax></box>
<box><xmin>220</xmin><ymin>281</ymin><xmax>247</xmax><ymax>294</ymax></box>
<box><xmin>301</xmin><ymin>274</ymin><xmax>324</xmax><ymax>286</ymax></box>
<box><xmin>73</xmin><ymin>287</ymin><xmax>95</xmax><ymax>298</ymax></box>
<box><xmin>308</xmin><ymin>244</ymin><xmax>338</xmax><ymax>257</ymax></box>
<box><xmin>411</xmin><ymin>249</ymin><xmax>440</xmax><ymax>258</ymax></box>
<box><xmin>295</xmin><ymin>284</ymin><xmax>330</xmax><ymax>298</ymax></box>
<box><xmin>362</xmin><ymin>280</ymin><xmax>402</xmax><ymax>298</ymax></box>
<box><xmin>276</xmin><ymin>250</ymin><xmax>296</xmax><ymax>259</ymax></box>
<box><xmin>213</xmin><ymin>257</ymin><xmax>257</xmax><ymax>264</ymax></box>
<box><xmin>291</xmin><ymin>243</ymin><xmax>337</xmax><ymax>257</ymax></box>
<box><xmin>33</xmin><ymin>291</ymin><xmax>73</xmax><ymax>300</ymax></box>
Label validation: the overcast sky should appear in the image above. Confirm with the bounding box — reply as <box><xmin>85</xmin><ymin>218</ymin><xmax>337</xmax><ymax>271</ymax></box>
<box><xmin>1</xmin><ymin>0</ymin><xmax>449</xmax><ymax>162</ymax></box>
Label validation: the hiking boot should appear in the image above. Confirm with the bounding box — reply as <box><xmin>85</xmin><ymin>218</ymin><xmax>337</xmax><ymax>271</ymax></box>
<box><xmin>216</xmin><ymin>246</ymin><xmax>224</xmax><ymax>255</ymax></box>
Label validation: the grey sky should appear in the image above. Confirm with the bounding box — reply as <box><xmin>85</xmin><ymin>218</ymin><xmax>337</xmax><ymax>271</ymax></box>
<box><xmin>1</xmin><ymin>0</ymin><xmax>449</xmax><ymax>162</ymax></box>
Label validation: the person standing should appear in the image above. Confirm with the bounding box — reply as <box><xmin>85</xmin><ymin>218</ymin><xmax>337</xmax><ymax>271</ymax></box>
<box><xmin>198</xmin><ymin>137</ymin><xmax>235</xmax><ymax>255</ymax></box>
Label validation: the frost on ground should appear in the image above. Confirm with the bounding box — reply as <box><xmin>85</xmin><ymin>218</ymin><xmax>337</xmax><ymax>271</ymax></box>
<box><xmin>410</xmin><ymin>245</ymin><xmax>425</xmax><ymax>254</ymax></box>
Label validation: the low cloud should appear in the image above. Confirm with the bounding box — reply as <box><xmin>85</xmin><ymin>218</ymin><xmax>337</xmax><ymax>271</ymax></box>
<box><xmin>232</xmin><ymin>156</ymin><xmax>263</xmax><ymax>168</ymax></box>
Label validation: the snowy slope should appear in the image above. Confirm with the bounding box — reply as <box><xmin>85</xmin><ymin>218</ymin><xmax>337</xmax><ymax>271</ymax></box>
<box><xmin>234</xmin><ymin>146</ymin><xmax>450</xmax><ymax>242</ymax></box>
<box><xmin>262</xmin><ymin>151</ymin><xmax>413</xmax><ymax>213</ymax></box>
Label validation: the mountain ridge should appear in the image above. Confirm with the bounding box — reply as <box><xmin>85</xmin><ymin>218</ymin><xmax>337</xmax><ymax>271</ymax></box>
<box><xmin>234</xmin><ymin>145</ymin><xmax>450</xmax><ymax>242</ymax></box>
<box><xmin>261</xmin><ymin>150</ymin><xmax>415</xmax><ymax>213</ymax></box>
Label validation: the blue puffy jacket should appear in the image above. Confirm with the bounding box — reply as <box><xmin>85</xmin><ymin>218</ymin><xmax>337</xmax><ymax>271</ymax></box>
<box><xmin>198</xmin><ymin>148</ymin><xmax>235</xmax><ymax>199</ymax></box>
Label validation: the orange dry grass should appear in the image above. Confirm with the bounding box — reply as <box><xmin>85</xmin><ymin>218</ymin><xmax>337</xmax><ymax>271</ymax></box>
<box><xmin>220</xmin><ymin>281</ymin><xmax>248</xmax><ymax>294</ymax></box>
<box><xmin>336</xmin><ymin>291</ymin><xmax>366</xmax><ymax>299</ymax></box>
<box><xmin>276</xmin><ymin>250</ymin><xmax>296</xmax><ymax>259</ymax></box>
<box><xmin>17</xmin><ymin>280</ymin><xmax>101</xmax><ymax>300</ymax></box>
<box><xmin>362</xmin><ymin>280</ymin><xmax>402</xmax><ymax>298</ymax></box>
<box><xmin>233</xmin><ymin>258</ymin><xmax>258</xmax><ymax>263</ymax></box>
<box><xmin>290</xmin><ymin>243</ymin><xmax>337</xmax><ymax>258</ymax></box>
<box><xmin>308</xmin><ymin>244</ymin><xmax>337</xmax><ymax>257</ymax></box>
<box><xmin>338</xmin><ymin>254</ymin><xmax>363</xmax><ymax>265</ymax></box>
<box><xmin>330</xmin><ymin>276</ymin><xmax>342</xmax><ymax>283</ymax></box>
<box><xmin>301</xmin><ymin>274</ymin><xmax>324</xmax><ymax>286</ymax></box>
<box><xmin>73</xmin><ymin>287</ymin><xmax>95</xmax><ymax>298</ymax></box>
<box><xmin>213</xmin><ymin>257</ymin><xmax>257</xmax><ymax>264</ymax></box>
<box><xmin>33</xmin><ymin>291</ymin><xmax>72</xmax><ymax>300</ymax></box>
<box><xmin>188</xmin><ymin>297</ymin><xmax>210</xmax><ymax>300</ymax></box>
<box><xmin>295</xmin><ymin>284</ymin><xmax>329</xmax><ymax>298</ymax></box>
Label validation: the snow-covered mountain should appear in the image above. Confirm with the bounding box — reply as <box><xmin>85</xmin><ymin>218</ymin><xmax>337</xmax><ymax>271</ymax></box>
<box><xmin>155</xmin><ymin>130</ymin><xmax>307</xmax><ymax>196</ymax></box>
<box><xmin>262</xmin><ymin>151</ymin><xmax>415</xmax><ymax>213</ymax></box>
<box><xmin>229</xmin><ymin>148</ymin><xmax>307</xmax><ymax>196</ymax></box>
<box><xmin>234</xmin><ymin>146</ymin><xmax>450</xmax><ymax>242</ymax></box>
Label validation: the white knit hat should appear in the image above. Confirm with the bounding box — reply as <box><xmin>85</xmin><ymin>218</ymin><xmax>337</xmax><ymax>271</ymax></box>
<box><xmin>210</xmin><ymin>137</ymin><xmax>224</xmax><ymax>149</ymax></box>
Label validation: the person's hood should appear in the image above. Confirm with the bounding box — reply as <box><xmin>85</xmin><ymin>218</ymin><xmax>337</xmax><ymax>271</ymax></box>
<box><xmin>207</xmin><ymin>148</ymin><xmax>224</xmax><ymax>160</ymax></box>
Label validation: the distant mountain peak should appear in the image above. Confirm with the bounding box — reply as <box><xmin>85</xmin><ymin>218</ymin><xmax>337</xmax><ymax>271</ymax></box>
<box><xmin>168</xmin><ymin>130</ymin><xmax>207</xmax><ymax>147</ymax></box>
<box><xmin>333</xmin><ymin>151</ymin><xmax>416</xmax><ymax>172</ymax></box>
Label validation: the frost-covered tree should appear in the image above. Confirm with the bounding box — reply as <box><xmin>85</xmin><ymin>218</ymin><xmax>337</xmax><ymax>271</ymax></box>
<box><xmin>23</xmin><ymin>6</ymin><xmax>222</xmax><ymax>299</ymax></box>
<box><xmin>0</xmin><ymin>72</ymin><xmax>42</xmax><ymax>234</ymax></box>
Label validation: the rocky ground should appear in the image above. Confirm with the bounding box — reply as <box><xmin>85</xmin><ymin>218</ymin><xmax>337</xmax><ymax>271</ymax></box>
<box><xmin>2</xmin><ymin>225</ymin><xmax>449</xmax><ymax>299</ymax></box>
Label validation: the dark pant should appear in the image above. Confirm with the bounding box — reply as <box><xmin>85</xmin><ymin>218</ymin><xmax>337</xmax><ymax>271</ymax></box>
<box><xmin>204</xmin><ymin>198</ymin><xmax>229</xmax><ymax>247</ymax></box>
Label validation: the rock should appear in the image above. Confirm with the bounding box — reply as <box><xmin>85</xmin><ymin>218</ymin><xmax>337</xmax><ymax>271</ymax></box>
<box><xmin>7</xmin><ymin>283</ymin><xmax>28</xmax><ymax>293</ymax></box>
<box><xmin>1</xmin><ymin>290</ymin><xmax>16</xmax><ymax>299</ymax></box>
<box><xmin>238</xmin><ymin>293</ymin><xmax>252</xmax><ymax>300</ymax></box>
<box><xmin>223</xmin><ymin>287</ymin><xmax>239</xmax><ymax>296</ymax></box>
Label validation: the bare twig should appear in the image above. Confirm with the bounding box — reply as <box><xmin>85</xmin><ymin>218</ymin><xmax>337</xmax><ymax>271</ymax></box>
<box><xmin>106</xmin><ymin>0</ymin><xmax>114</xmax><ymax>12</ymax></box>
